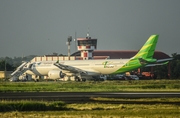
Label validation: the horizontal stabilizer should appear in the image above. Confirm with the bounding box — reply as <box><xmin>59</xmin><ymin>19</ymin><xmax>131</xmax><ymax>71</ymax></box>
<box><xmin>145</xmin><ymin>61</ymin><xmax>169</xmax><ymax>67</ymax></box>
<box><xmin>156</xmin><ymin>58</ymin><xmax>173</xmax><ymax>63</ymax></box>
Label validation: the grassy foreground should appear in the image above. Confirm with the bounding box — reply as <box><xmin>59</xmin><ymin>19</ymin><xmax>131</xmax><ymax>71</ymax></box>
<box><xmin>0</xmin><ymin>80</ymin><xmax>180</xmax><ymax>117</ymax></box>
<box><xmin>1</xmin><ymin>108</ymin><xmax>180</xmax><ymax>118</ymax></box>
<box><xmin>0</xmin><ymin>99</ymin><xmax>180</xmax><ymax>118</ymax></box>
<box><xmin>0</xmin><ymin>80</ymin><xmax>180</xmax><ymax>92</ymax></box>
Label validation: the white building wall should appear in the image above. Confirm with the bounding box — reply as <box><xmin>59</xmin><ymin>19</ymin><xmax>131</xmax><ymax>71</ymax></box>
<box><xmin>30</xmin><ymin>56</ymin><xmax>76</xmax><ymax>62</ymax></box>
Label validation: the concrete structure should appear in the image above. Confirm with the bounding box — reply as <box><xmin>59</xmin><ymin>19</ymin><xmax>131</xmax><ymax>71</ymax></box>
<box><xmin>30</xmin><ymin>55</ymin><xmax>76</xmax><ymax>62</ymax></box>
<box><xmin>30</xmin><ymin>50</ymin><xmax>170</xmax><ymax>68</ymax></box>
<box><xmin>71</xmin><ymin>50</ymin><xmax>170</xmax><ymax>59</ymax></box>
<box><xmin>0</xmin><ymin>71</ymin><xmax>12</xmax><ymax>79</ymax></box>
<box><xmin>76</xmin><ymin>33</ymin><xmax>97</xmax><ymax>60</ymax></box>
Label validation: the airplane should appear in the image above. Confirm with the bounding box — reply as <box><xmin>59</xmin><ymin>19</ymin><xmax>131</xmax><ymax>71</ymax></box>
<box><xmin>24</xmin><ymin>35</ymin><xmax>172</xmax><ymax>81</ymax></box>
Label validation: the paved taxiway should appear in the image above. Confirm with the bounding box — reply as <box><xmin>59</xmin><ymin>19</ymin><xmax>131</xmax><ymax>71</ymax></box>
<box><xmin>1</xmin><ymin>92</ymin><xmax>180</xmax><ymax>104</ymax></box>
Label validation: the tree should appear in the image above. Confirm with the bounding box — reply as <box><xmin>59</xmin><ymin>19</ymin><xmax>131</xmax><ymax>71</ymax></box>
<box><xmin>170</xmin><ymin>53</ymin><xmax>180</xmax><ymax>79</ymax></box>
<box><xmin>0</xmin><ymin>60</ymin><xmax>15</xmax><ymax>71</ymax></box>
<box><xmin>154</xmin><ymin>65</ymin><xmax>169</xmax><ymax>79</ymax></box>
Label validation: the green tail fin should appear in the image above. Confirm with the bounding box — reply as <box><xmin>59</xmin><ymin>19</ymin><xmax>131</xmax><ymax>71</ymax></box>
<box><xmin>133</xmin><ymin>35</ymin><xmax>159</xmax><ymax>59</ymax></box>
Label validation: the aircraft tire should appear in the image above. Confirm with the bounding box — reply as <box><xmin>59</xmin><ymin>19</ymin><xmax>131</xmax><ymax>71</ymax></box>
<box><xmin>75</xmin><ymin>76</ymin><xmax>80</xmax><ymax>82</ymax></box>
<box><xmin>82</xmin><ymin>78</ymin><xmax>86</xmax><ymax>82</ymax></box>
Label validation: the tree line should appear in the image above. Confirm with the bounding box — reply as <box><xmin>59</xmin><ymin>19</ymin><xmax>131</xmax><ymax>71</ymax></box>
<box><xmin>0</xmin><ymin>55</ymin><xmax>36</xmax><ymax>71</ymax></box>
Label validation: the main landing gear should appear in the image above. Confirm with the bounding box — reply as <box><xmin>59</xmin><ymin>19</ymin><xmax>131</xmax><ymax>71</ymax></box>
<box><xmin>75</xmin><ymin>76</ymin><xmax>86</xmax><ymax>82</ymax></box>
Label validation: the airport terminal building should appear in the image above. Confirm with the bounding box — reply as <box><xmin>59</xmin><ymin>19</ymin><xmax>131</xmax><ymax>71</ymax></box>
<box><xmin>71</xmin><ymin>50</ymin><xmax>170</xmax><ymax>60</ymax></box>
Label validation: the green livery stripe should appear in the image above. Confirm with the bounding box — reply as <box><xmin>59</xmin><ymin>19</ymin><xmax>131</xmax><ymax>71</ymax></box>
<box><xmin>113</xmin><ymin>59</ymin><xmax>142</xmax><ymax>74</ymax></box>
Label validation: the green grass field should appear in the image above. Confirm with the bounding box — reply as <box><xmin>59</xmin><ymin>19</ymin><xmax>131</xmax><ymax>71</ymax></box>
<box><xmin>0</xmin><ymin>102</ymin><xmax>180</xmax><ymax>118</ymax></box>
<box><xmin>0</xmin><ymin>80</ymin><xmax>180</xmax><ymax>92</ymax></box>
<box><xmin>0</xmin><ymin>80</ymin><xmax>180</xmax><ymax>117</ymax></box>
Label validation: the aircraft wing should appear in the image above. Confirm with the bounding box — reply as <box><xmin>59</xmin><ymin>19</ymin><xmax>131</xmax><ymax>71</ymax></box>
<box><xmin>54</xmin><ymin>62</ymin><xmax>88</xmax><ymax>74</ymax></box>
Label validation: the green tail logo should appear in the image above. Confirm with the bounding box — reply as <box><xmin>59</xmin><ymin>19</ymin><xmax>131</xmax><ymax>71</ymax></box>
<box><xmin>133</xmin><ymin>35</ymin><xmax>158</xmax><ymax>59</ymax></box>
<box><xmin>113</xmin><ymin>35</ymin><xmax>159</xmax><ymax>74</ymax></box>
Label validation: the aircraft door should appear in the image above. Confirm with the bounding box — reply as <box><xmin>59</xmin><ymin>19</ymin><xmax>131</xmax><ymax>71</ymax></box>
<box><xmin>28</xmin><ymin>63</ymin><xmax>35</xmax><ymax>70</ymax></box>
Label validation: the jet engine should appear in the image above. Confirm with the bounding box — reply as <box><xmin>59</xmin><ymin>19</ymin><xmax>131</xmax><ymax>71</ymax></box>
<box><xmin>48</xmin><ymin>70</ymin><xmax>65</xmax><ymax>80</ymax></box>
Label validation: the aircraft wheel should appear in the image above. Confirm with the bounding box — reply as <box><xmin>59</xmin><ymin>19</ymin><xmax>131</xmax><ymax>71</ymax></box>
<box><xmin>82</xmin><ymin>78</ymin><xmax>86</xmax><ymax>82</ymax></box>
<box><xmin>75</xmin><ymin>76</ymin><xmax>80</xmax><ymax>81</ymax></box>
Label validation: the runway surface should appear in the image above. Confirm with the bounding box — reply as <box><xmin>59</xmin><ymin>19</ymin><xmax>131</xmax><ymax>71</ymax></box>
<box><xmin>1</xmin><ymin>92</ymin><xmax>180</xmax><ymax>104</ymax></box>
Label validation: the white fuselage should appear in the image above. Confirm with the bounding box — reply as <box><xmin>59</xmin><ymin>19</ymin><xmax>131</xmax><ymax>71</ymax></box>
<box><xmin>29</xmin><ymin>59</ymin><xmax>130</xmax><ymax>76</ymax></box>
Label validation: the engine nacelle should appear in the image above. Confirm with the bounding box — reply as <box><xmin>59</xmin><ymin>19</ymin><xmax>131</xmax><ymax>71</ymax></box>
<box><xmin>48</xmin><ymin>70</ymin><xmax>64</xmax><ymax>80</ymax></box>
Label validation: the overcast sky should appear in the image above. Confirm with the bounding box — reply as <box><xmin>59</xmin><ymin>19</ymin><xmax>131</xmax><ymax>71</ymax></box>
<box><xmin>0</xmin><ymin>0</ymin><xmax>180</xmax><ymax>57</ymax></box>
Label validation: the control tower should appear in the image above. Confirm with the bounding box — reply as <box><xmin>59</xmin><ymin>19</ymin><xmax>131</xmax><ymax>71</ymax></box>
<box><xmin>77</xmin><ymin>33</ymin><xmax>97</xmax><ymax>60</ymax></box>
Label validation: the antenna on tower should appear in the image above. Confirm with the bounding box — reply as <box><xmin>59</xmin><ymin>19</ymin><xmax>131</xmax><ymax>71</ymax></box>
<box><xmin>74</xmin><ymin>32</ymin><xmax>77</xmax><ymax>51</ymax></box>
<box><xmin>87</xmin><ymin>27</ymin><xmax>90</xmax><ymax>39</ymax></box>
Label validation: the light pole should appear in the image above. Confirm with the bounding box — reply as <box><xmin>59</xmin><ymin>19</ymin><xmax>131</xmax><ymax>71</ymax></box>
<box><xmin>67</xmin><ymin>36</ymin><xmax>72</xmax><ymax>60</ymax></box>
